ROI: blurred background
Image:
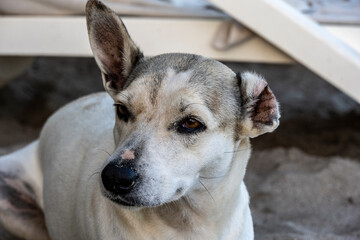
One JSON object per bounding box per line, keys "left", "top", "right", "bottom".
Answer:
{"left": 0, "top": 0, "right": 360, "bottom": 239}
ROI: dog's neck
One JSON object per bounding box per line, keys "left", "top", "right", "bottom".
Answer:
{"left": 110, "top": 138, "right": 251, "bottom": 238}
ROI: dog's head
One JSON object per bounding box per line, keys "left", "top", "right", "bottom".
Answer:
{"left": 86, "top": 0, "right": 280, "bottom": 207}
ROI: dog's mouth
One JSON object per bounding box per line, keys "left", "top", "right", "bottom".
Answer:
{"left": 112, "top": 197, "right": 136, "bottom": 207}
{"left": 101, "top": 186, "right": 161, "bottom": 208}
{"left": 102, "top": 189, "right": 137, "bottom": 207}
{"left": 101, "top": 187, "right": 171, "bottom": 208}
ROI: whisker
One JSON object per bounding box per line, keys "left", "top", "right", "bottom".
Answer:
{"left": 95, "top": 148, "right": 111, "bottom": 157}
{"left": 223, "top": 147, "right": 251, "bottom": 154}
{"left": 88, "top": 171, "right": 101, "bottom": 181}
{"left": 198, "top": 179, "right": 215, "bottom": 203}
{"left": 199, "top": 175, "right": 227, "bottom": 180}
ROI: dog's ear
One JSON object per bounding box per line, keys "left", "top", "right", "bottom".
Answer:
{"left": 237, "top": 72, "right": 280, "bottom": 138}
{"left": 86, "top": 0, "right": 143, "bottom": 93}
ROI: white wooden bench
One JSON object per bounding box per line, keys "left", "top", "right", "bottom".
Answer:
{"left": 0, "top": 0, "right": 359, "bottom": 102}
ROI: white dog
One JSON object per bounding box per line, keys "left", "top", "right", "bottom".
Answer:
{"left": 0, "top": 0, "right": 280, "bottom": 239}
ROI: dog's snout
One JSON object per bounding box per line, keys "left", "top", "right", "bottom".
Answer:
{"left": 101, "top": 161, "right": 138, "bottom": 195}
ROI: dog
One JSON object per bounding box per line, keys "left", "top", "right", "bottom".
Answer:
{"left": 0, "top": 0, "right": 280, "bottom": 239}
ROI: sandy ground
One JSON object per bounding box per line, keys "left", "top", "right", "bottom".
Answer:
{"left": 0, "top": 57, "right": 360, "bottom": 239}
{"left": 248, "top": 148, "right": 360, "bottom": 240}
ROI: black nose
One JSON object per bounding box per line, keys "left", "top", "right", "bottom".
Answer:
{"left": 101, "top": 161, "right": 138, "bottom": 195}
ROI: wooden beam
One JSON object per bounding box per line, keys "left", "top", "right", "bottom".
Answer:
{"left": 284, "top": 0, "right": 360, "bottom": 25}
{"left": 0, "top": 17, "right": 358, "bottom": 61}
{"left": 1, "top": 17, "right": 359, "bottom": 63}
{"left": 0, "top": 16, "right": 290, "bottom": 63}
{"left": 208, "top": 0, "right": 360, "bottom": 103}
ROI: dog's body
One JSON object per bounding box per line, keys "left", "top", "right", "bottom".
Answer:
{"left": 0, "top": 1, "right": 279, "bottom": 239}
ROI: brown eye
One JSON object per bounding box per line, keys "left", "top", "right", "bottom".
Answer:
{"left": 115, "top": 104, "right": 130, "bottom": 122}
{"left": 177, "top": 117, "right": 206, "bottom": 134}
{"left": 184, "top": 119, "right": 200, "bottom": 129}
{"left": 117, "top": 105, "right": 127, "bottom": 115}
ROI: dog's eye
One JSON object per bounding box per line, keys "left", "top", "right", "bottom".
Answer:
{"left": 115, "top": 104, "right": 130, "bottom": 122}
{"left": 184, "top": 119, "right": 200, "bottom": 129}
{"left": 177, "top": 117, "right": 206, "bottom": 134}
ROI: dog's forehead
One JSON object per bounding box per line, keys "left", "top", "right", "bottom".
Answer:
{"left": 128, "top": 53, "right": 234, "bottom": 86}
{"left": 118, "top": 53, "right": 237, "bottom": 110}
{"left": 117, "top": 68, "right": 205, "bottom": 118}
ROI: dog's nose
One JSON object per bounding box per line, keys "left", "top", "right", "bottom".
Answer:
{"left": 101, "top": 161, "right": 138, "bottom": 195}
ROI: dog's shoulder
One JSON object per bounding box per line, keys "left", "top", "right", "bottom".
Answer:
{"left": 41, "top": 92, "right": 114, "bottom": 139}
{"left": 47, "top": 92, "right": 113, "bottom": 123}
{"left": 39, "top": 91, "right": 115, "bottom": 165}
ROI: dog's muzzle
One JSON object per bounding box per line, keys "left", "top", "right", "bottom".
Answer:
{"left": 101, "top": 161, "right": 138, "bottom": 195}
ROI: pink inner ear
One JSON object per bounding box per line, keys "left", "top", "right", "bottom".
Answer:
{"left": 252, "top": 86, "right": 279, "bottom": 125}
{"left": 253, "top": 80, "right": 268, "bottom": 98}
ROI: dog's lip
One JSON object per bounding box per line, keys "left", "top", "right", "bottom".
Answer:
{"left": 104, "top": 192, "right": 137, "bottom": 207}
{"left": 112, "top": 197, "right": 136, "bottom": 207}
{"left": 103, "top": 190, "right": 164, "bottom": 208}
{"left": 101, "top": 182, "right": 186, "bottom": 208}
{"left": 101, "top": 187, "right": 137, "bottom": 207}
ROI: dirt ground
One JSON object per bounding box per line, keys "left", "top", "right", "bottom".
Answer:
{"left": 1, "top": 57, "right": 360, "bottom": 239}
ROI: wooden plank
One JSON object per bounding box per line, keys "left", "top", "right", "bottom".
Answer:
{"left": 0, "top": 16, "right": 359, "bottom": 62}
{"left": 0, "top": 16, "right": 359, "bottom": 80}
{"left": 325, "top": 26, "right": 360, "bottom": 54}
{"left": 208, "top": 0, "right": 360, "bottom": 103}
{"left": 0, "top": 16, "right": 291, "bottom": 63}
{"left": 284, "top": 0, "right": 360, "bottom": 25}
{"left": 1, "top": 17, "right": 359, "bottom": 62}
